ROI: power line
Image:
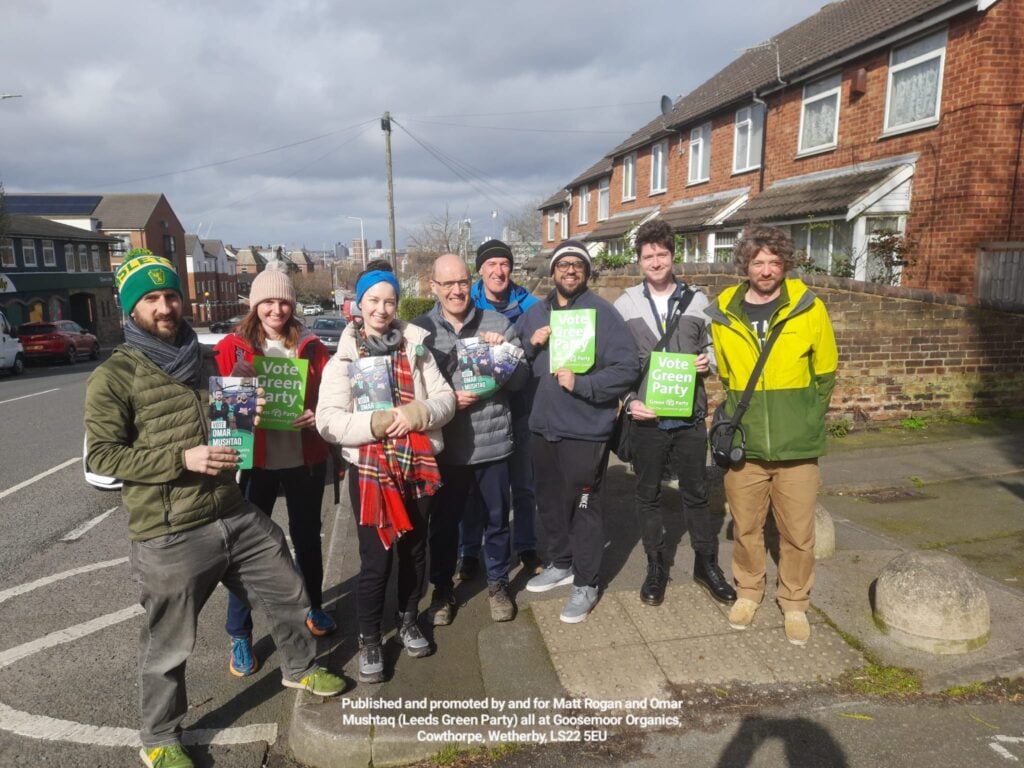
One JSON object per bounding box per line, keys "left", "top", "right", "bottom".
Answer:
{"left": 404, "top": 118, "right": 629, "bottom": 135}
{"left": 407, "top": 101, "right": 652, "bottom": 119}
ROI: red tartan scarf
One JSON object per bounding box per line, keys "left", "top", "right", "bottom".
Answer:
{"left": 355, "top": 333, "right": 442, "bottom": 549}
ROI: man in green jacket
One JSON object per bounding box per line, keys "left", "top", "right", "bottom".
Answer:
{"left": 705, "top": 227, "right": 838, "bottom": 647}
{"left": 85, "top": 250, "right": 343, "bottom": 768}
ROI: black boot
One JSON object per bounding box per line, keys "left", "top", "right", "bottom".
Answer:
{"left": 640, "top": 553, "right": 668, "bottom": 606}
{"left": 693, "top": 553, "right": 737, "bottom": 604}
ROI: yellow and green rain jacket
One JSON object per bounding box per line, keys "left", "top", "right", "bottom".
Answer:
{"left": 705, "top": 278, "right": 838, "bottom": 461}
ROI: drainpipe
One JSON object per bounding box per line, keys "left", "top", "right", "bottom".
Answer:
{"left": 752, "top": 92, "right": 769, "bottom": 194}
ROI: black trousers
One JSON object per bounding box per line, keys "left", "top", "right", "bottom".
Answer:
{"left": 348, "top": 472, "right": 429, "bottom": 637}
{"left": 631, "top": 421, "right": 717, "bottom": 558}
{"left": 531, "top": 435, "right": 609, "bottom": 588}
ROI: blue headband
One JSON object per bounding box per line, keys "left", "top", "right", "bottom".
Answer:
{"left": 355, "top": 270, "right": 401, "bottom": 305}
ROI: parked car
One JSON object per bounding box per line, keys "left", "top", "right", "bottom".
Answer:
{"left": 302, "top": 304, "right": 324, "bottom": 316}
{"left": 18, "top": 320, "right": 99, "bottom": 364}
{"left": 0, "top": 310, "right": 25, "bottom": 375}
{"left": 309, "top": 316, "right": 346, "bottom": 353}
{"left": 209, "top": 314, "right": 244, "bottom": 334}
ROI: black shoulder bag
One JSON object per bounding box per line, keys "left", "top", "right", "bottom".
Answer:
{"left": 708, "top": 319, "right": 787, "bottom": 468}
{"left": 612, "top": 289, "right": 693, "bottom": 463}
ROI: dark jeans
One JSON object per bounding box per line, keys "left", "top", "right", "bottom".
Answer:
{"left": 531, "top": 435, "right": 609, "bottom": 588}
{"left": 432, "top": 460, "right": 512, "bottom": 588}
{"left": 226, "top": 462, "right": 327, "bottom": 638}
{"left": 632, "top": 420, "right": 716, "bottom": 557}
{"left": 349, "top": 472, "right": 430, "bottom": 637}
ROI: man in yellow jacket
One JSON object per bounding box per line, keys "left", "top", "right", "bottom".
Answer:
{"left": 705, "top": 226, "right": 838, "bottom": 646}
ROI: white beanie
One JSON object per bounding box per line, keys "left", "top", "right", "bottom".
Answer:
{"left": 248, "top": 264, "right": 296, "bottom": 308}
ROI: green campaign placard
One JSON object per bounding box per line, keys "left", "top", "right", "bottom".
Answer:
{"left": 253, "top": 355, "right": 309, "bottom": 431}
{"left": 549, "top": 308, "right": 596, "bottom": 373}
{"left": 645, "top": 351, "right": 697, "bottom": 417}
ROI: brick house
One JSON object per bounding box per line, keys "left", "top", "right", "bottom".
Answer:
{"left": 540, "top": 0, "right": 1022, "bottom": 302}
{"left": 185, "top": 235, "right": 241, "bottom": 325}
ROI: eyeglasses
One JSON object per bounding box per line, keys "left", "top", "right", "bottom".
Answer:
{"left": 555, "top": 260, "right": 586, "bottom": 273}
{"left": 432, "top": 279, "right": 471, "bottom": 291}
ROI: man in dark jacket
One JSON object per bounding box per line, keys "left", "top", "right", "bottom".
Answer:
{"left": 84, "top": 250, "right": 343, "bottom": 768}
{"left": 414, "top": 253, "right": 527, "bottom": 625}
{"left": 517, "top": 239, "right": 639, "bottom": 623}
{"left": 613, "top": 219, "right": 736, "bottom": 608}
{"left": 464, "top": 239, "right": 541, "bottom": 576}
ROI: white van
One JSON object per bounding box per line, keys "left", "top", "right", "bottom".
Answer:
{"left": 0, "top": 310, "right": 25, "bottom": 376}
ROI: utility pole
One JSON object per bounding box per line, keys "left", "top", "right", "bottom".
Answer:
{"left": 381, "top": 112, "right": 397, "bottom": 268}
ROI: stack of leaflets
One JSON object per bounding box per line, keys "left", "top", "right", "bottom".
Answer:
{"left": 455, "top": 337, "right": 524, "bottom": 398}
{"left": 349, "top": 356, "right": 395, "bottom": 412}
{"left": 208, "top": 376, "right": 258, "bottom": 469}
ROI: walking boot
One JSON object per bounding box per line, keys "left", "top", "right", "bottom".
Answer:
{"left": 693, "top": 552, "right": 737, "bottom": 604}
{"left": 395, "top": 611, "right": 432, "bottom": 658}
{"left": 357, "top": 634, "right": 385, "bottom": 683}
{"left": 640, "top": 553, "right": 668, "bottom": 606}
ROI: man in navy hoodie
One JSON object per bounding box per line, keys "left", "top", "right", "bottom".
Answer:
{"left": 517, "top": 239, "right": 639, "bottom": 623}
{"left": 461, "top": 240, "right": 542, "bottom": 577}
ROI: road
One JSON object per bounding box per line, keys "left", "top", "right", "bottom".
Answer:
{"left": 0, "top": 354, "right": 329, "bottom": 767}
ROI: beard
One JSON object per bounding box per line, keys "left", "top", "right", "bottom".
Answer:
{"left": 134, "top": 310, "right": 182, "bottom": 342}
{"left": 555, "top": 278, "right": 587, "bottom": 302}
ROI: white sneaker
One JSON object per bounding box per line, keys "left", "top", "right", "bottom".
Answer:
{"left": 526, "top": 565, "right": 574, "bottom": 593}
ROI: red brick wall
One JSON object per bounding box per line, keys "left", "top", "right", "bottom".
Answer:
{"left": 531, "top": 264, "right": 1024, "bottom": 424}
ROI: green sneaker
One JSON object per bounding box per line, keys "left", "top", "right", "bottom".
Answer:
{"left": 139, "top": 744, "right": 194, "bottom": 768}
{"left": 282, "top": 667, "right": 346, "bottom": 697}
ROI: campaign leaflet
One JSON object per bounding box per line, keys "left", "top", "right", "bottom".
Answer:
{"left": 455, "top": 337, "right": 525, "bottom": 398}
{"left": 208, "top": 376, "right": 258, "bottom": 469}
{"left": 349, "top": 356, "right": 395, "bottom": 412}
{"left": 644, "top": 351, "right": 697, "bottom": 418}
{"left": 549, "top": 308, "right": 596, "bottom": 373}
{"left": 252, "top": 355, "right": 308, "bottom": 431}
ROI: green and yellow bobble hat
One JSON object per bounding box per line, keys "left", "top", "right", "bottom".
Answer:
{"left": 115, "top": 248, "right": 183, "bottom": 315}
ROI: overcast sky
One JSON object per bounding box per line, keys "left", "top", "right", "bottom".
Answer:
{"left": 1, "top": 0, "right": 826, "bottom": 253}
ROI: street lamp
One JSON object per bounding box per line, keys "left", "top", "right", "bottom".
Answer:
{"left": 343, "top": 215, "right": 366, "bottom": 269}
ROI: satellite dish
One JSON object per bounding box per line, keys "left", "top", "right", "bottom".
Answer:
{"left": 660, "top": 94, "right": 673, "bottom": 116}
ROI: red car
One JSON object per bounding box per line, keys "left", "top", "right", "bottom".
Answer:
{"left": 18, "top": 320, "right": 100, "bottom": 364}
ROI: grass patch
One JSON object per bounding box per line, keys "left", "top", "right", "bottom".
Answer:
{"left": 433, "top": 745, "right": 464, "bottom": 765}
{"left": 827, "top": 418, "right": 852, "bottom": 438}
{"left": 943, "top": 681, "right": 987, "bottom": 698}
{"left": 900, "top": 416, "right": 928, "bottom": 430}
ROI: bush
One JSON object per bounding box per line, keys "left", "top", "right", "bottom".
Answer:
{"left": 398, "top": 296, "right": 435, "bottom": 321}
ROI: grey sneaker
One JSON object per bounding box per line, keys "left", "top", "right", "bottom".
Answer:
{"left": 488, "top": 582, "right": 516, "bottom": 622}
{"left": 526, "top": 565, "right": 574, "bottom": 593}
{"left": 559, "top": 585, "right": 599, "bottom": 624}
{"left": 357, "top": 634, "right": 385, "bottom": 684}
{"left": 426, "top": 587, "right": 456, "bottom": 626}
{"left": 395, "top": 612, "right": 432, "bottom": 658}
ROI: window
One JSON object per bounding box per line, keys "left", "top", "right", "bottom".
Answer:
{"left": 733, "top": 104, "right": 765, "bottom": 172}
{"left": 799, "top": 73, "right": 841, "bottom": 154}
{"left": 42, "top": 240, "right": 56, "bottom": 267}
{"left": 622, "top": 153, "right": 636, "bottom": 200}
{"left": 0, "top": 239, "right": 13, "bottom": 268}
{"left": 78, "top": 245, "right": 89, "bottom": 272}
{"left": 578, "top": 184, "right": 590, "bottom": 225}
{"left": 712, "top": 230, "right": 737, "bottom": 263}
{"left": 792, "top": 219, "right": 854, "bottom": 273}
{"left": 547, "top": 211, "right": 556, "bottom": 241}
{"left": 91, "top": 245, "right": 101, "bottom": 272}
{"left": 650, "top": 140, "right": 668, "bottom": 193}
{"left": 597, "top": 177, "right": 609, "bottom": 220}
{"left": 679, "top": 234, "right": 702, "bottom": 263}
{"left": 885, "top": 28, "right": 946, "bottom": 133}
{"left": 65, "top": 244, "right": 76, "bottom": 272}
{"left": 22, "top": 239, "right": 37, "bottom": 267}
{"left": 688, "top": 123, "right": 711, "bottom": 184}
{"left": 561, "top": 206, "right": 569, "bottom": 238}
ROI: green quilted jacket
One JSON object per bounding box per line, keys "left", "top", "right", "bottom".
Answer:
{"left": 84, "top": 344, "right": 244, "bottom": 541}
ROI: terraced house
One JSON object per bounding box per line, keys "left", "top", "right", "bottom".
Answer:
{"left": 540, "top": 0, "right": 1022, "bottom": 303}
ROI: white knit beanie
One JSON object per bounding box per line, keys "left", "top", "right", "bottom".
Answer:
{"left": 248, "top": 264, "right": 296, "bottom": 308}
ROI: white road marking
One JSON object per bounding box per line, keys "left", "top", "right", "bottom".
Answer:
{"left": 61, "top": 507, "right": 118, "bottom": 541}
{"left": 0, "top": 606, "right": 145, "bottom": 670}
{"left": 0, "top": 457, "right": 81, "bottom": 501}
{"left": 0, "top": 558, "right": 128, "bottom": 605}
{"left": 0, "top": 388, "right": 59, "bottom": 406}
{"left": 991, "top": 742, "right": 1020, "bottom": 761}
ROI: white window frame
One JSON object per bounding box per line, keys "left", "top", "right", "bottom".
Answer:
{"left": 78, "top": 244, "right": 89, "bottom": 272}
{"left": 578, "top": 184, "right": 590, "bottom": 225}
{"left": 884, "top": 28, "right": 947, "bottom": 135}
{"left": 0, "top": 239, "right": 13, "bottom": 268}
{"left": 688, "top": 122, "right": 711, "bottom": 184}
{"left": 91, "top": 245, "right": 101, "bottom": 272}
{"left": 560, "top": 206, "right": 569, "bottom": 238}
{"left": 798, "top": 73, "right": 842, "bottom": 155}
{"left": 547, "top": 211, "right": 556, "bottom": 242}
{"left": 597, "top": 177, "right": 610, "bottom": 221}
{"left": 42, "top": 240, "right": 56, "bottom": 267}
{"left": 65, "top": 244, "right": 76, "bottom": 272}
{"left": 711, "top": 230, "right": 738, "bottom": 264}
{"left": 622, "top": 153, "right": 636, "bottom": 201}
{"left": 650, "top": 140, "right": 668, "bottom": 194}
{"left": 733, "top": 104, "right": 764, "bottom": 173}
{"left": 791, "top": 218, "right": 854, "bottom": 273}
{"left": 21, "top": 239, "right": 37, "bottom": 267}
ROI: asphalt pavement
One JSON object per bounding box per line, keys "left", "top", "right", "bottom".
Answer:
{"left": 290, "top": 418, "right": 1024, "bottom": 768}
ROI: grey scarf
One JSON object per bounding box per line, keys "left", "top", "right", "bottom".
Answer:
{"left": 123, "top": 317, "right": 202, "bottom": 388}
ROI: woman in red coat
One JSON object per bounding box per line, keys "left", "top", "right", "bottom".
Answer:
{"left": 213, "top": 266, "right": 336, "bottom": 677}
